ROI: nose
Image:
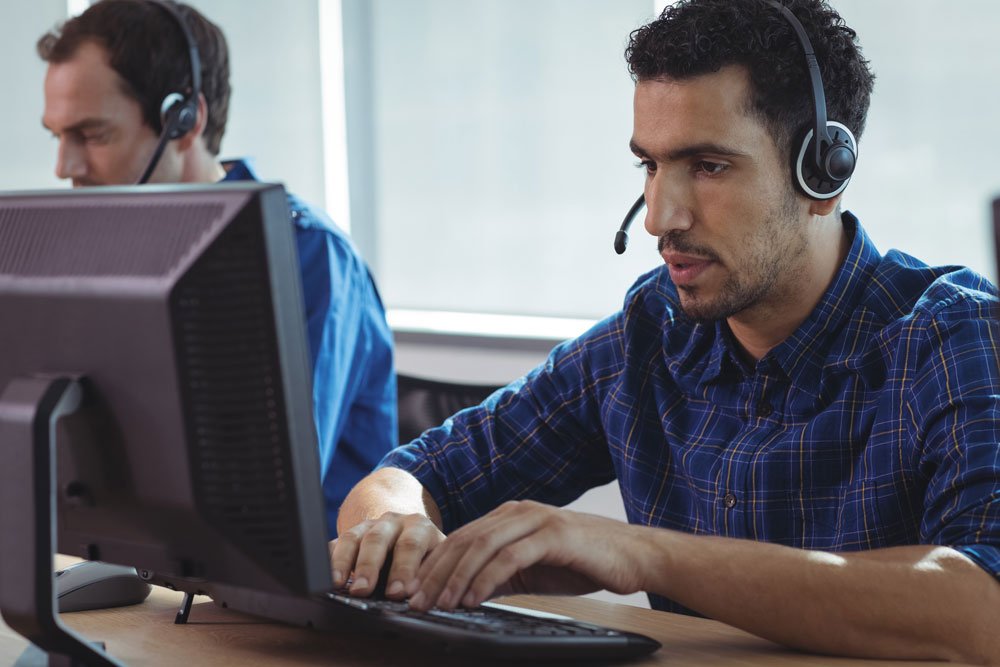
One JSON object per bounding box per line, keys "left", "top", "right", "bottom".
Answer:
{"left": 643, "top": 168, "right": 693, "bottom": 237}
{"left": 54, "top": 138, "right": 87, "bottom": 183}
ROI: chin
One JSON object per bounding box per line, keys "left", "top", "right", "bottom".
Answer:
{"left": 678, "top": 292, "right": 747, "bottom": 323}
{"left": 677, "top": 292, "right": 716, "bottom": 323}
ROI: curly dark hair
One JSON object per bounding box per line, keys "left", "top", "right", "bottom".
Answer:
{"left": 37, "top": 0, "right": 231, "bottom": 156}
{"left": 626, "top": 0, "right": 874, "bottom": 156}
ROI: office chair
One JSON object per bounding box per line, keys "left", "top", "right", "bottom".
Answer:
{"left": 396, "top": 373, "right": 504, "bottom": 445}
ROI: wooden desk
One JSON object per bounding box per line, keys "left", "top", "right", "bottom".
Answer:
{"left": 0, "top": 585, "right": 970, "bottom": 666}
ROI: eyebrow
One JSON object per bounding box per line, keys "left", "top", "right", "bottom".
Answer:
{"left": 42, "top": 118, "right": 110, "bottom": 135}
{"left": 629, "top": 139, "right": 750, "bottom": 162}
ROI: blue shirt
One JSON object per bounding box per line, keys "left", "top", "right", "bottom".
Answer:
{"left": 381, "top": 214, "right": 1000, "bottom": 613}
{"left": 222, "top": 159, "right": 396, "bottom": 539}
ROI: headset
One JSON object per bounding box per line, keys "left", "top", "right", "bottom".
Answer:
{"left": 614, "top": 0, "right": 858, "bottom": 254}
{"left": 136, "top": 0, "right": 203, "bottom": 184}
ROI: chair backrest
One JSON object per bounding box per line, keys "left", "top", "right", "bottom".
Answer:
{"left": 396, "top": 373, "right": 504, "bottom": 445}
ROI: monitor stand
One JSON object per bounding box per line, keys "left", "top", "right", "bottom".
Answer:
{"left": 0, "top": 376, "right": 123, "bottom": 667}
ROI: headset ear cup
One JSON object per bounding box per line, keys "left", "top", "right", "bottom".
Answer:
{"left": 173, "top": 102, "right": 197, "bottom": 137}
{"left": 794, "top": 121, "right": 858, "bottom": 200}
{"left": 159, "top": 92, "right": 196, "bottom": 140}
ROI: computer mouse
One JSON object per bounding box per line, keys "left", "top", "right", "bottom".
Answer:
{"left": 56, "top": 561, "right": 152, "bottom": 613}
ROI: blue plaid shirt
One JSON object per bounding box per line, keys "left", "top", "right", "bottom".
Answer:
{"left": 381, "top": 214, "right": 1000, "bottom": 613}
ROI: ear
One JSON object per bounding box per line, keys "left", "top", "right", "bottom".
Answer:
{"left": 808, "top": 193, "right": 842, "bottom": 217}
{"left": 176, "top": 93, "right": 209, "bottom": 151}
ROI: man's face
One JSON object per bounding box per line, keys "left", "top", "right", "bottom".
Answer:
{"left": 42, "top": 41, "right": 166, "bottom": 187}
{"left": 631, "top": 66, "right": 808, "bottom": 322}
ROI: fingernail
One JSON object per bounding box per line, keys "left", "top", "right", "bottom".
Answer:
{"left": 386, "top": 581, "right": 404, "bottom": 596}
{"left": 437, "top": 590, "right": 453, "bottom": 609}
{"left": 332, "top": 570, "right": 343, "bottom": 586}
{"left": 351, "top": 577, "right": 369, "bottom": 592}
{"left": 409, "top": 591, "right": 425, "bottom": 609}
{"left": 462, "top": 591, "right": 477, "bottom": 607}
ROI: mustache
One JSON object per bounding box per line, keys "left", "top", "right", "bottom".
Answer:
{"left": 657, "top": 231, "right": 719, "bottom": 262}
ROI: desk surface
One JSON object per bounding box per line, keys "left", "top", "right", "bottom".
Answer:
{"left": 0, "top": 584, "right": 969, "bottom": 666}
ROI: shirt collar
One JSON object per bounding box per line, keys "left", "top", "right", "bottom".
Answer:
{"left": 219, "top": 158, "right": 260, "bottom": 182}
{"left": 703, "top": 320, "right": 752, "bottom": 382}
{"left": 700, "top": 212, "right": 881, "bottom": 386}
{"left": 766, "top": 212, "right": 881, "bottom": 385}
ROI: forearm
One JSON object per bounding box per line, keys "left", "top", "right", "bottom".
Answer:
{"left": 336, "top": 467, "right": 443, "bottom": 534}
{"left": 642, "top": 531, "right": 1000, "bottom": 664}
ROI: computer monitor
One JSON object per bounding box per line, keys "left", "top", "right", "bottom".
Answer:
{"left": 0, "top": 184, "right": 331, "bottom": 665}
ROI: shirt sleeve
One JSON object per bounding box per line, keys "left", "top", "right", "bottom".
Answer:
{"left": 296, "top": 224, "right": 396, "bottom": 538}
{"left": 910, "top": 298, "right": 1000, "bottom": 582}
{"left": 378, "top": 317, "right": 622, "bottom": 533}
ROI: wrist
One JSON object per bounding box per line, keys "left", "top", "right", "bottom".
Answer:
{"left": 632, "top": 524, "right": 682, "bottom": 597}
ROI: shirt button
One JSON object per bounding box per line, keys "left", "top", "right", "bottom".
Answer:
{"left": 723, "top": 493, "right": 738, "bottom": 509}
{"left": 756, "top": 401, "right": 772, "bottom": 418}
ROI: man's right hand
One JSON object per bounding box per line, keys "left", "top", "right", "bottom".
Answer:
{"left": 330, "top": 511, "right": 445, "bottom": 599}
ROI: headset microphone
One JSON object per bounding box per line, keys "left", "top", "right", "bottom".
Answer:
{"left": 613, "top": 0, "right": 857, "bottom": 253}
{"left": 614, "top": 194, "right": 646, "bottom": 255}
{"left": 136, "top": 0, "right": 203, "bottom": 185}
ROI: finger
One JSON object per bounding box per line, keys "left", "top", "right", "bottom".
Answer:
{"left": 460, "top": 537, "right": 547, "bottom": 608}
{"left": 413, "top": 507, "right": 548, "bottom": 610}
{"left": 410, "top": 500, "right": 522, "bottom": 592}
{"left": 350, "top": 517, "right": 403, "bottom": 596}
{"left": 330, "top": 520, "right": 373, "bottom": 588}
{"left": 384, "top": 518, "right": 444, "bottom": 599}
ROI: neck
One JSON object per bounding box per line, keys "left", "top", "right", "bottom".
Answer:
{"left": 180, "top": 151, "right": 225, "bottom": 183}
{"left": 727, "top": 212, "right": 850, "bottom": 362}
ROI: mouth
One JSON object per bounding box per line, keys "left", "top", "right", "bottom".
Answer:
{"left": 662, "top": 252, "right": 714, "bottom": 284}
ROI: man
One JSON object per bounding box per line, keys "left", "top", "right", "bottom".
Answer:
{"left": 332, "top": 0, "right": 1000, "bottom": 662}
{"left": 38, "top": 0, "right": 396, "bottom": 539}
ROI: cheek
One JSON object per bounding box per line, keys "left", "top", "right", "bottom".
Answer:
{"left": 91, "top": 147, "right": 125, "bottom": 176}
{"left": 695, "top": 191, "right": 758, "bottom": 263}
{"left": 90, "top": 144, "right": 143, "bottom": 183}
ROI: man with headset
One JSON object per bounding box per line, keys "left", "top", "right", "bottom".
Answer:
{"left": 333, "top": 0, "right": 1000, "bottom": 662}
{"left": 37, "top": 0, "right": 397, "bottom": 540}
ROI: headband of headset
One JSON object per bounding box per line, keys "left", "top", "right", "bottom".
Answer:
{"left": 135, "top": 0, "right": 203, "bottom": 184}
{"left": 147, "top": 0, "right": 202, "bottom": 139}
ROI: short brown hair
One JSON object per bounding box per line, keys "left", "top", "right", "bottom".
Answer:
{"left": 38, "top": 0, "right": 231, "bottom": 156}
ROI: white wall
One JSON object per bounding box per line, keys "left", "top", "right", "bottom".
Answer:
{"left": 834, "top": 0, "right": 999, "bottom": 279}
{"left": 0, "top": 0, "right": 66, "bottom": 190}
{"left": 200, "top": 1, "right": 327, "bottom": 209}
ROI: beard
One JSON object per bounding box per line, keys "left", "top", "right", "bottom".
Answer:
{"left": 658, "top": 188, "right": 805, "bottom": 323}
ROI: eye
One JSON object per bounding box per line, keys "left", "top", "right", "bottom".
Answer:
{"left": 82, "top": 132, "right": 109, "bottom": 145}
{"left": 634, "top": 159, "right": 657, "bottom": 175}
{"left": 694, "top": 161, "right": 728, "bottom": 176}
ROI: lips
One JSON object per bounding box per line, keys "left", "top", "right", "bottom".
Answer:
{"left": 662, "top": 252, "right": 713, "bottom": 285}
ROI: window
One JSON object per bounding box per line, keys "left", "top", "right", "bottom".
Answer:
{"left": 339, "top": 0, "right": 1000, "bottom": 329}
{"left": 342, "top": 0, "right": 662, "bottom": 323}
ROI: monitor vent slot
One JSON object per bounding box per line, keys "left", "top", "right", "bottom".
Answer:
{"left": 171, "top": 215, "right": 299, "bottom": 579}
{"left": 0, "top": 203, "right": 224, "bottom": 277}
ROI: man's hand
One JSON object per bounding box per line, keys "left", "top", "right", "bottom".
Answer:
{"left": 330, "top": 511, "right": 445, "bottom": 599}
{"left": 405, "top": 500, "right": 649, "bottom": 611}
{"left": 332, "top": 467, "right": 445, "bottom": 599}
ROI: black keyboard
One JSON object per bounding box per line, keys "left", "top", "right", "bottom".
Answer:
{"left": 324, "top": 592, "right": 661, "bottom": 659}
